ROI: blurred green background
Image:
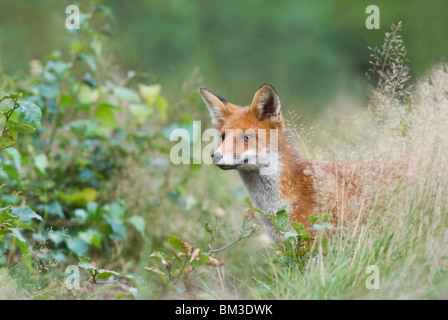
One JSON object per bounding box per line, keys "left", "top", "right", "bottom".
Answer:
{"left": 1, "top": 0, "right": 448, "bottom": 300}
{"left": 1, "top": 0, "right": 447, "bottom": 119}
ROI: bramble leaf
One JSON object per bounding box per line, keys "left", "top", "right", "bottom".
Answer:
{"left": 167, "top": 235, "right": 187, "bottom": 253}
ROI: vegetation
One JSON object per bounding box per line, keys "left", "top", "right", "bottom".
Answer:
{"left": 1, "top": 2, "right": 447, "bottom": 300}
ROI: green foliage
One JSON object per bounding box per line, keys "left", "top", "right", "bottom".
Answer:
{"left": 77, "top": 256, "right": 137, "bottom": 299}
{"left": 0, "top": 3, "right": 185, "bottom": 298}
{"left": 145, "top": 214, "right": 256, "bottom": 298}
{"left": 0, "top": 93, "right": 41, "bottom": 149}
{"left": 0, "top": 205, "right": 42, "bottom": 273}
{"left": 78, "top": 256, "right": 134, "bottom": 283}
{"left": 251, "top": 206, "right": 333, "bottom": 270}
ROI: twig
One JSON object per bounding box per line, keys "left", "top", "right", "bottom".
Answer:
{"left": 206, "top": 236, "right": 245, "bottom": 255}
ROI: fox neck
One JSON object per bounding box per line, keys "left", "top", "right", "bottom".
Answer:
{"left": 237, "top": 135, "right": 298, "bottom": 241}
{"left": 238, "top": 168, "right": 286, "bottom": 211}
{"left": 238, "top": 169, "right": 285, "bottom": 241}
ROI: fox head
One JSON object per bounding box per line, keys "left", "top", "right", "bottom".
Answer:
{"left": 199, "top": 84, "right": 283, "bottom": 173}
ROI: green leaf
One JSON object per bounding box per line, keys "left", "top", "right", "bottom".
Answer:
{"left": 95, "top": 102, "right": 118, "bottom": 128}
{"left": 150, "top": 251, "right": 169, "bottom": 265}
{"left": 281, "top": 240, "right": 294, "bottom": 251}
{"left": 78, "top": 84, "right": 99, "bottom": 104}
{"left": 239, "top": 216, "right": 255, "bottom": 238}
{"left": 114, "top": 87, "right": 140, "bottom": 103}
{"left": 276, "top": 209, "right": 289, "bottom": 227}
{"left": 128, "top": 215, "right": 146, "bottom": 237}
{"left": 0, "top": 206, "right": 12, "bottom": 215}
{"left": 6, "top": 120, "right": 35, "bottom": 134}
{"left": 0, "top": 229, "right": 12, "bottom": 237}
{"left": 145, "top": 267, "right": 167, "bottom": 282}
{"left": 172, "top": 253, "right": 183, "bottom": 266}
{"left": 78, "top": 229, "right": 102, "bottom": 248}
{"left": 311, "top": 223, "right": 334, "bottom": 231}
{"left": 167, "top": 235, "right": 187, "bottom": 253}
{"left": 291, "top": 221, "right": 307, "bottom": 235}
{"left": 189, "top": 251, "right": 210, "bottom": 268}
{"left": 46, "top": 201, "right": 64, "bottom": 218}
{"left": 97, "top": 269, "right": 120, "bottom": 280}
{"left": 104, "top": 215, "right": 127, "bottom": 241}
{"left": 129, "top": 103, "right": 153, "bottom": 125}
{"left": 11, "top": 220, "right": 32, "bottom": 230}
{"left": 10, "top": 206, "right": 42, "bottom": 222}
{"left": 47, "top": 60, "right": 72, "bottom": 77}
{"left": 10, "top": 228, "right": 31, "bottom": 273}
{"left": 204, "top": 222, "right": 213, "bottom": 235}
{"left": 73, "top": 208, "right": 87, "bottom": 222}
{"left": 86, "top": 201, "right": 99, "bottom": 219}
{"left": 318, "top": 238, "right": 330, "bottom": 255}
{"left": 90, "top": 38, "right": 103, "bottom": 57}
{"left": 78, "top": 257, "right": 97, "bottom": 273}
{"left": 59, "top": 187, "right": 99, "bottom": 206}
{"left": 0, "top": 93, "right": 20, "bottom": 102}
{"left": 102, "top": 202, "right": 128, "bottom": 240}
{"left": 271, "top": 218, "right": 282, "bottom": 233}
{"left": 138, "top": 84, "right": 161, "bottom": 105}
{"left": 3, "top": 147, "right": 22, "bottom": 170}
{"left": 283, "top": 231, "right": 299, "bottom": 239}
{"left": 0, "top": 213, "right": 12, "bottom": 225}
{"left": 77, "top": 53, "right": 97, "bottom": 72}
{"left": 70, "top": 41, "right": 83, "bottom": 56}
{"left": 156, "top": 96, "right": 168, "bottom": 123}
{"left": 34, "top": 153, "right": 48, "bottom": 174}
{"left": 0, "top": 128, "right": 18, "bottom": 149}
{"left": 0, "top": 206, "right": 32, "bottom": 230}
{"left": 2, "top": 165, "right": 19, "bottom": 182}
{"left": 249, "top": 207, "right": 269, "bottom": 216}
{"left": 67, "top": 237, "right": 88, "bottom": 257}
{"left": 48, "top": 230, "right": 65, "bottom": 246}
{"left": 103, "top": 202, "right": 127, "bottom": 221}
{"left": 15, "top": 100, "right": 42, "bottom": 132}
{"left": 310, "top": 213, "right": 332, "bottom": 224}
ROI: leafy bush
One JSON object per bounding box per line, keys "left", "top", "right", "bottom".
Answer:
{"left": 145, "top": 211, "right": 256, "bottom": 299}
{"left": 0, "top": 3, "right": 191, "bottom": 298}
{"left": 251, "top": 207, "right": 332, "bottom": 269}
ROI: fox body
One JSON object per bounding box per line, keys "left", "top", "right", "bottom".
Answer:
{"left": 199, "top": 84, "right": 404, "bottom": 241}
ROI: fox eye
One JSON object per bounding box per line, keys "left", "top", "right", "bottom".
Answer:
{"left": 243, "top": 134, "right": 251, "bottom": 142}
{"left": 221, "top": 133, "right": 225, "bottom": 140}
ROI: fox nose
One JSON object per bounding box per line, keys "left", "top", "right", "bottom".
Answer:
{"left": 211, "top": 152, "right": 223, "bottom": 163}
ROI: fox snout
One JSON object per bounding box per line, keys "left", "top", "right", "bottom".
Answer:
{"left": 211, "top": 152, "right": 223, "bottom": 163}
{"left": 211, "top": 150, "right": 244, "bottom": 170}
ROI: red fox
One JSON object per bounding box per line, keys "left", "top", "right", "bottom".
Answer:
{"left": 199, "top": 84, "right": 406, "bottom": 241}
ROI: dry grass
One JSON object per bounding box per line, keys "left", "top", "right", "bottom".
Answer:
{"left": 250, "top": 62, "right": 448, "bottom": 299}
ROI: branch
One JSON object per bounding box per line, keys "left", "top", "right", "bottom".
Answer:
{"left": 206, "top": 236, "right": 245, "bottom": 255}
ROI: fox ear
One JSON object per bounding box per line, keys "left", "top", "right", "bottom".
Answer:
{"left": 199, "top": 87, "right": 230, "bottom": 127}
{"left": 250, "top": 84, "right": 282, "bottom": 125}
